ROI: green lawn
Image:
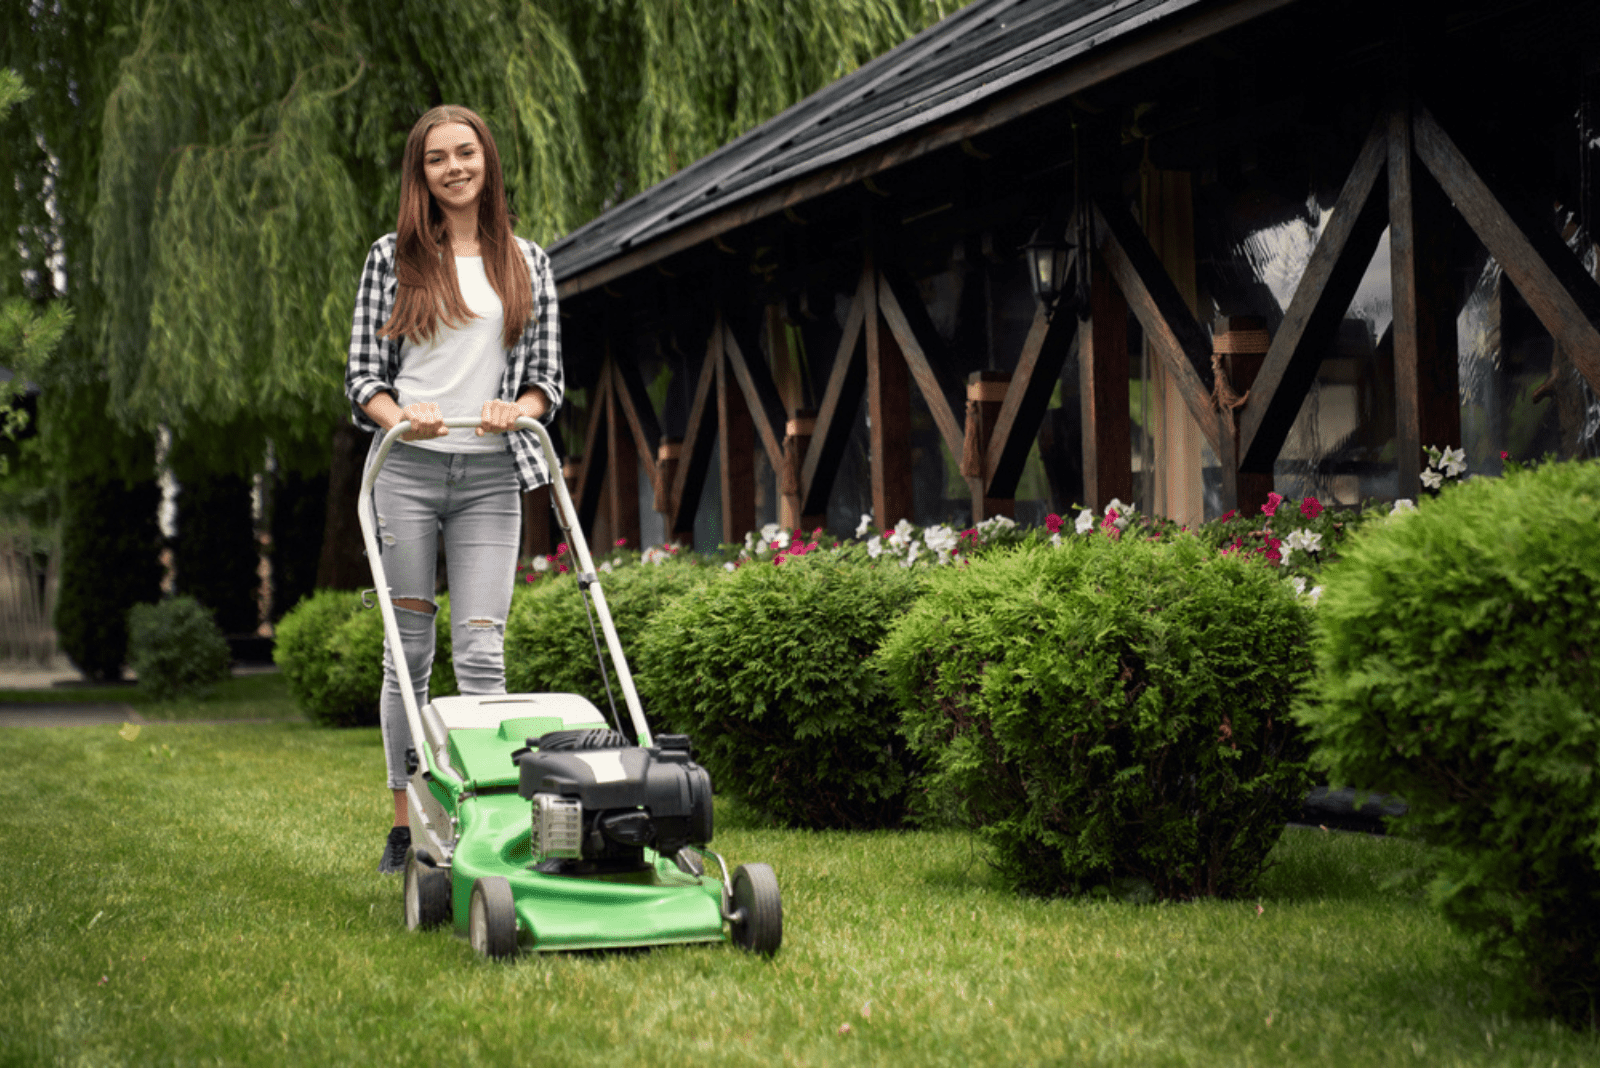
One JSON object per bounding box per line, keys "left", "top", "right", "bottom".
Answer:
{"left": 0, "top": 715, "right": 1594, "bottom": 1066}
{"left": 0, "top": 671, "right": 303, "bottom": 721}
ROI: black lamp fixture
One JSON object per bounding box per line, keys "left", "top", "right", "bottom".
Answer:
{"left": 1023, "top": 222, "right": 1074, "bottom": 313}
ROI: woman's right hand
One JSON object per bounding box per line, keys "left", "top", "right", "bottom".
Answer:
{"left": 399, "top": 401, "right": 447, "bottom": 441}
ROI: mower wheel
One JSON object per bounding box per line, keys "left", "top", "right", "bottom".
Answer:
{"left": 729, "top": 863, "right": 782, "bottom": 957}
{"left": 403, "top": 848, "right": 450, "bottom": 930}
{"left": 469, "top": 877, "right": 518, "bottom": 960}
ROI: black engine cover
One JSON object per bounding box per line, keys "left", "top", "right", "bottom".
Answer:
{"left": 513, "top": 734, "right": 713, "bottom": 858}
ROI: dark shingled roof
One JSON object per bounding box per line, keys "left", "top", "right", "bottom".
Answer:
{"left": 549, "top": 0, "right": 1267, "bottom": 287}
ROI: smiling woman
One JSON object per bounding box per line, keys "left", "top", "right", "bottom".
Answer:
{"left": 343, "top": 105, "right": 565, "bottom": 873}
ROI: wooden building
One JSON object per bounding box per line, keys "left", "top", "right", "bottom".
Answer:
{"left": 538, "top": 0, "right": 1600, "bottom": 554}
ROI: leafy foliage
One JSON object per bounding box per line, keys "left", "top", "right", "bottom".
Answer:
{"left": 273, "top": 590, "right": 378, "bottom": 728}
{"left": 504, "top": 560, "right": 711, "bottom": 720}
{"left": 881, "top": 537, "right": 1316, "bottom": 901}
{"left": 126, "top": 595, "right": 232, "bottom": 699}
{"left": 639, "top": 552, "right": 923, "bottom": 829}
{"left": 1297, "top": 459, "right": 1600, "bottom": 1022}
{"left": 53, "top": 471, "right": 163, "bottom": 681}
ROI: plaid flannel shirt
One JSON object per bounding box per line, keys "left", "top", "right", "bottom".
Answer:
{"left": 345, "top": 232, "right": 564, "bottom": 492}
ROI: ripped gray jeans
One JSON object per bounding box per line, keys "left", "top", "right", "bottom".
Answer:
{"left": 368, "top": 443, "right": 521, "bottom": 789}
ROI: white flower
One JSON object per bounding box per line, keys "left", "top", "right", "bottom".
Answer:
{"left": 1391, "top": 499, "right": 1417, "bottom": 514}
{"left": 977, "top": 514, "right": 1016, "bottom": 536}
{"left": 855, "top": 513, "right": 873, "bottom": 538}
{"left": 1291, "top": 576, "right": 1308, "bottom": 596}
{"left": 1051, "top": 532, "right": 1062, "bottom": 547}
{"left": 1104, "top": 498, "right": 1136, "bottom": 529}
{"left": 887, "top": 518, "right": 915, "bottom": 550}
{"left": 1441, "top": 446, "right": 1467, "bottom": 478}
{"left": 642, "top": 546, "right": 671, "bottom": 565}
{"left": 774, "top": 530, "right": 791, "bottom": 550}
{"left": 743, "top": 531, "right": 756, "bottom": 552}
{"left": 531, "top": 555, "right": 551, "bottom": 572}
{"left": 1420, "top": 469, "right": 1443, "bottom": 490}
{"left": 1283, "top": 529, "right": 1322, "bottom": 557}
{"left": 903, "top": 540, "right": 921, "bottom": 567}
{"left": 866, "top": 536, "right": 883, "bottom": 559}
{"left": 723, "top": 561, "right": 736, "bottom": 572}
{"left": 923, "top": 523, "right": 959, "bottom": 562}
{"left": 1309, "top": 586, "right": 1324, "bottom": 605}
{"left": 756, "top": 539, "right": 771, "bottom": 554}
{"left": 760, "top": 522, "right": 781, "bottom": 542}
{"left": 600, "top": 560, "right": 614, "bottom": 573}
{"left": 1074, "top": 508, "right": 1095, "bottom": 535}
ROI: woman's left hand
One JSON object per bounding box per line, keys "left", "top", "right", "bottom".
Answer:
{"left": 477, "top": 399, "right": 524, "bottom": 436}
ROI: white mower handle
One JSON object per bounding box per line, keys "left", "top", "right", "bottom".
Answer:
{"left": 356, "top": 416, "right": 653, "bottom": 786}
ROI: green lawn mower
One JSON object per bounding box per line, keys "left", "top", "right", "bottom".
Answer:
{"left": 358, "top": 416, "right": 782, "bottom": 959}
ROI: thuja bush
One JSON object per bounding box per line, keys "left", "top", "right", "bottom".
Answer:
{"left": 126, "top": 596, "right": 232, "bottom": 699}
{"left": 274, "top": 591, "right": 460, "bottom": 725}
{"left": 54, "top": 473, "right": 163, "bottom": 680}
{"left": 881, "top": 536, "right": 1315, "bottom": 900}
{"left": 639, "top": 552, "right": 924, "bottom": 829}
{"left": 504, "top": 561, "right": 711, "bottom": 716}
{"left": 1298, "top": 460, "right": 1600, "bottom": 1023}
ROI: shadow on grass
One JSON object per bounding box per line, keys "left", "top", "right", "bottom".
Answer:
{"left": 1259, "top": 825, "right": 1430, "bottom": 904}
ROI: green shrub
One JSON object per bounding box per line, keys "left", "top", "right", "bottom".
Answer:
{"left": 54, "top": 473, "right": 163, "bottom": 681}
{"left": 504, "top": 562, "right": 712, "bottom": 716}
{"left": 1297, "top": 460, "right": 1600, "bottom": 1022}
{"left": 126, "top": 596, "right": 232, "bottom": 699}
{"left": 273, "top": 590, "right": 457, "bottom": 726}
{"left": 881, "top": 536, "right": 1315, "bottom": 900}
{"left": 639, "top": 552, "right": 923, "bottom": 829}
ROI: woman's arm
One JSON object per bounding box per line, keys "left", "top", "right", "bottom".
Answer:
{"left": 346, "top": 237, "right": 404, "bottom": 431}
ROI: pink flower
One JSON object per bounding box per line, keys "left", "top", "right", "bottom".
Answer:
{"left": 1045, "top": 513, "right": 1063, "bottom": 534}
{"left": 1219, "top": 510, "right": 1237, "bottom": 522}
{"left": 557, "top": 563, "right": 569, "bottom": 573}
{"left": 523, "top": 574, "right": 535, "bottom": 583}
{"left": 556, "top": 543, "right": 569, "bottom": 557}
{"left": 1262, "top": 493, "right": 1284, "bottom": 518}
{"left": 1300, "top": 496, "right": 1322, "bottom": 519}
{"left": 615, "top": 537, "right": 628, "bottom": 547}
{"left": 1500, "top": 450, "right": 1509, "bottom": 461}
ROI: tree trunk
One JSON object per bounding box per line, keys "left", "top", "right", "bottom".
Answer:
{"left": 315, "top": 424, "right": 371, "bottom": 590}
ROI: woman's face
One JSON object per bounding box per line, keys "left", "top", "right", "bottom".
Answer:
{"left": 422, "top": 122, "right": 485, "bottom": 216}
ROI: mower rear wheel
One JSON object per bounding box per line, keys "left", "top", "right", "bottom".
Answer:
{"left": 403, "top": 847, "right": 450, "bottom": 930}
{"left": 469, "top": 876, "right": 518, "bottom": 960}
{"left": 729, "top": 863, "right": 782, "bottom": 957}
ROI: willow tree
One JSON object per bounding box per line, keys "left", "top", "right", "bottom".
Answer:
{"left": 16, "top": 0, "right": 960, "bottom": 603}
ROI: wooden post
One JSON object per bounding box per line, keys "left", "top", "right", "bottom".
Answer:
{"left": 654, "top": 438, "right": 681, "bottom": 531}
{"left": 1214, "top": 317, "right": 1273, "bottom": 516}
{"left": 1079, "top": 257, "right": 1133, "bottom": 510}
{"left": 604, "top": 384, "right": 641, "bottom": 552}
{"left": 781, "top": 410, "right": 817, "bottom": 531}
{"left": 1390, "top": 102, "right": 1461, "bottom": 499}
{"left": 963, "top": 371, "right": 1014, "bottom": 522}
{"left": 866, "top": 262, "right": 913, "bottom": 530}
{"left": 520, "top": 485, "right": 553, "bottom": 559}
{"left": 716, "top": 329, "right": 756, "bottom": 544}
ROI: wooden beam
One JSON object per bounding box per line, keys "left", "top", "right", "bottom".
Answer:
{"left": 716, "top": 319, "right": 757, "bottom": 544}
{"left": 800, "top": 265, "right": 871, "bottom": 516}
{"left": 667, "top": 338, "right": 721, "bottom": 542}
{"left": 520, "top": 484, "right": 553, "bottom": 559}
{"left": 986, "top": 301, "right": 1076, "bottom": 497}
{"left": 573, "top": 374, "right": 613, "bottom": 534}
{"left": 1093, "top": 195, "right": 1221, "bottom": 455}
{"left": 1239, "top": 116, "right": 1390, "bottom": 473}
{"left": 1389, "top": 102, "right": 1462, "bottom": 499}
{"left": 1412, "top": 105, "right": 1600, "bottom": 395}
{"left": 867, "top": 270, "right": 913, "bottom": 529}
{"left": 964, "top": 372, "right": 1015, "bottom": 521}
{"left": 721, "top": 316, "right": 788, "bottom": 472}
{"left": 555, "top": 0, "right": 1297, "bottom": 300}
{"left": 604, "top": 375, "right": 641, "bottom": 551}
{"left": 610, "top": 355, "right": 662, "bottom": 485}
{"left": 1079, "top": 257, "right": 1133, "bottom": 511}
{"left": 876, "top": 267, "right": 966, "bottom": 465}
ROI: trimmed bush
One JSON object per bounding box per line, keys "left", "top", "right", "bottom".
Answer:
{"left": 273, "top": 590, "right": 457, "bottom": 726}
{"left": 126, "top": 596, "right": 233, "bottom": 699}
{"left": 1297, "top": 460, "right": 1600, "bottom": 1022}
{"left": 881, "top": 536, "right": 1315, "bottom": 900}
{"left": 639, "top": 552, "right": 923, "bottom": 829}
{"left": 54, "top": 473, "right": 163, "bottom": 681}
{"left": 504, "top": 562, "right": 712, "bottom": 716}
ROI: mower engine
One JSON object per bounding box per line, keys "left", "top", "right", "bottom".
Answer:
{"left": 513, "top": 729, "right": 713, "bottom": 873}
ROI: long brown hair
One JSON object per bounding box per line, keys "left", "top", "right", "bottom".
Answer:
{"left": 378, "top": 105, "right": 533, "bottom": 349}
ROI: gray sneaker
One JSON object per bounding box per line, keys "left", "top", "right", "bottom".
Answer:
{"left": 378, "top": 826, "right": 411, "bottom": 874}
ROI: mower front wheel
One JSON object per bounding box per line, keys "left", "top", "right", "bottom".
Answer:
{"left": 403, "top": 848, "right": 451, "bottom": 930}
{"left": 468, "top": 876, "right": 518, "bottom": 960}
{"left": 728, "top": 863, "right": 782, "bottom": 957}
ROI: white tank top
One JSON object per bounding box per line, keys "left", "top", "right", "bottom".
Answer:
{"left": 395, "top": 256, "right": 507, "bottom": 455}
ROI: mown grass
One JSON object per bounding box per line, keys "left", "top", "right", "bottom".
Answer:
{"left": 0, "top": 719, "right": 1594, "bottom": 1067}
{"left": 0, "top": 671, "right": 303, "bottom": 721}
